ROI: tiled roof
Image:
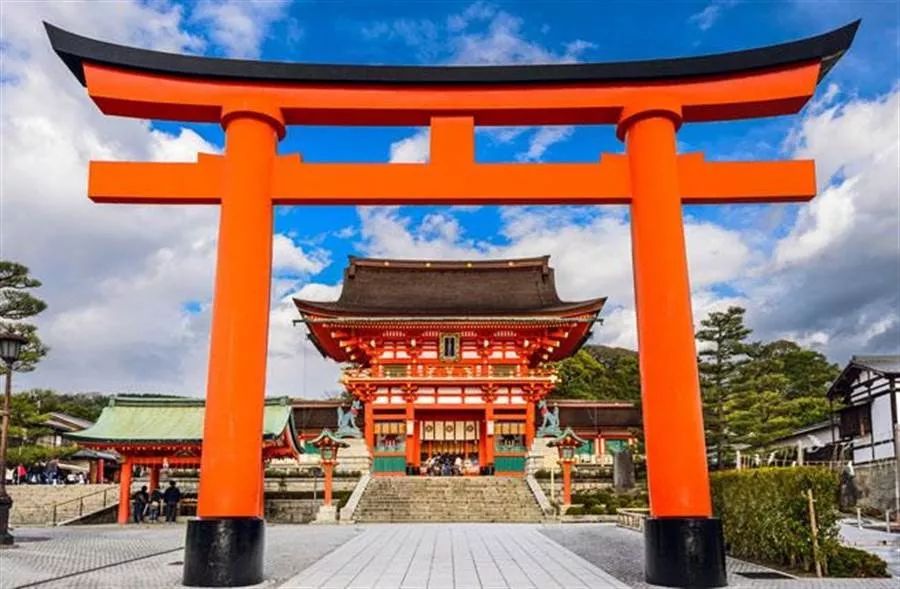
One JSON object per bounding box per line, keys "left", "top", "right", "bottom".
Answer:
{"left": 67, "top": 396, "right": 297, "bottom": 445}
{"left": 294, "top": 256, "right": 605, "bottom": 317}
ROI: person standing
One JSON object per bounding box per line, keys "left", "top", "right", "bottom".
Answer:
{"left": 46, "top": 458, "right": 59, "bottom": 485}
{"left": 163, "top": 480, "right": 181, "bottom": 523}
{"left": 148, "top": 487, "right": 162, "bottom": 522}
{"left": 132, "top": 485, "right": 149, "bottom": 524}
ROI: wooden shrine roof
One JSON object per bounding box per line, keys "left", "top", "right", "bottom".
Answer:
{"left": 67, "top": 396, "right": 301, "bottom": 454}
{"left": 826, "top": 354, "right": 900, "bottom": 401}
{"left": 294, "top": 256, "right": 605, "bottom": 318}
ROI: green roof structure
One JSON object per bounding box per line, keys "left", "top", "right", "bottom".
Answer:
{"left": 67, "top": 396, "right": 301, "bottom": 455}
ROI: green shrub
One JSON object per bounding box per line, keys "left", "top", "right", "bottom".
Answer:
{"left": 565, "top": 506, "right": 585, "bottom": 516}
{"left": 711, "top": 467, "right": 887, "bottom": 576}
{"left": 827, "top": 545, "right": 889, "bottom": 578}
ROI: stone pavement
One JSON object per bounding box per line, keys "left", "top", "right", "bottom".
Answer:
{"left": 839, "top": 519, "right": 900, "bottom": 577}
{"left": 541, "top": 523, "right": 900, "bottom": 589}
{"left": 1, "top": 522, "right": 898, "bottom": 588}
{"left": 281, "top": 524, "right": 627, "bottom": 588}
{"left": 0, "top": 523, "right": 359, "bottom": 589}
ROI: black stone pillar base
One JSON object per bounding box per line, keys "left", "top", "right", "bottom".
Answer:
{"left": 183, "top": 517, "right": 264, "bottom": 587}
{"left": 645, "top": 517, "right": 727, "bottom": 588}
{"left": 0, "top": 493, "right": 14, "bottom": 546}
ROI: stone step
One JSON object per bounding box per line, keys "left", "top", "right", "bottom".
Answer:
{"left": 354, "top": 476, "right": 543, "bottom": 523}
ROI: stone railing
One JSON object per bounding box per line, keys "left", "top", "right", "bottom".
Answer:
{"left": 616, "top": 507, "right": 649, "bottom": 531}
{"left": 338, "top": 473, "right": 371, "bottom": 524}
{"left": 525, "top": 474, "right": 555, "bottom": 516}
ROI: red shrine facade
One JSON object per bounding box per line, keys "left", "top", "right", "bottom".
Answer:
{"left": 294, "top": 256, "right": 605, "bottom": 475}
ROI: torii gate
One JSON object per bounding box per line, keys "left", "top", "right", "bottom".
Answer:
{"left": 47, "top": 21, "right": 857, "bottom": 588}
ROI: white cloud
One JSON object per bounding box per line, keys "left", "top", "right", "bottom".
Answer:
{"left": 378, "top": 4, "right": 594, "bottom": 162}
{"left": 1, "top": 1, "right": 336, "bottom": 397}
{"left": 190, "top": 0, "right": 291, "bottom": 58}
{"left": 689, "top": 5, "right": 722, "bottom": 31}
{"left": 516, "top": 126, "right": 574, "bottom": 162}
{"left": 389, "top": 129, "right": 430, "bottom": 163}
{"left": 743, "top": 86, "right": 900, "bottom": 362}
{"left": 688, "top": 1, "right": 738, "bottom": 31}
{"left": 273, "top": 234, "right": 329, "bottom": 275}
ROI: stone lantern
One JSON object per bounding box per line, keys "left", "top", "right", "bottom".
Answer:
{"left": 309, "top": 429, "right": 349, "bottom": 522}
{"left": 548, "top": 427, "right": 586, "bottom": 507}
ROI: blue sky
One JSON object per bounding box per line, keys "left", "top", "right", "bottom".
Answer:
{"left": 3, "top": 1, "right": 898, "bottom": 396}
{"left": 158, "top": 0, "right": 897, "bottom": 287}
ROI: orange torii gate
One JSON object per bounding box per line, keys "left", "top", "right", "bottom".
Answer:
{"left": 47, "top": 21, "right": 857, "bottom": 587}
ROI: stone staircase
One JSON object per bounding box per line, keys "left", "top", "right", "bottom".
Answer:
{"left": 8, "top": 484, "right": 119, "bottom": 526}
{"left": 354, "top": 477, "right": 544, "bottom": 523}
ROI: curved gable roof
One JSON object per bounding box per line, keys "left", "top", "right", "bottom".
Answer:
{"left": 67, "top": 396, "right": 299, "bottom": 454}
{"left": 294, "top": 256, "right": 605, "bottom": 318}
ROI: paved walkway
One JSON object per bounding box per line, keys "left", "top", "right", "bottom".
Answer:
{"left": 2, "top": 522, "right": 898, "bottom": 588}
{"left": 543, "top": 523, "right": 900, "bottom": 589}
{"left": 839, "top": 520, "right": 900, "bottom": 577}
{"left": 282, "top": 524, "right": 626, "bottom": 589}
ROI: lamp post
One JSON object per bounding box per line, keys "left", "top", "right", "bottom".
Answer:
{"left": 548, "top": 427, "right": 586, "bottom": 508}
{"left": 309, "top": 429, "right": 348, "bottom": 522}
{"left": 0, "top": 332, "right": 27, "bottom": 546}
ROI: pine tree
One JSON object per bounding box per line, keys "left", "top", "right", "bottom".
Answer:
{"left": 0, "top": 260, "right": 49, "bottom": 373}
{"left": 696, "top": 306, "right": 751, "bottom": 468}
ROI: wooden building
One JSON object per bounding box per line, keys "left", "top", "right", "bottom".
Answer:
{"left": 66, "top": 396, "right": 301, "bottom": 522}
{"left": 294, "top": 256, "right": 639, "bottom": 475}
{"left": 828, "top": 355, "right": 900, "bottom": 464}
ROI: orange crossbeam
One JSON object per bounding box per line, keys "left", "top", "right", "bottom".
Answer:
{"left": 89, "top": 153, "right": 815, "bottom": 205}
{"left": 89, "top": 153, "right": 223, "bottom": 204}
{"left": 83, "top": 61, "right": 821, "bottom": 127}
{"left": 678, "top": 154, "right": 816, "bottom": 203}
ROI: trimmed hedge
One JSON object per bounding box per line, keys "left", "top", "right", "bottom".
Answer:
{"left": 570, "top": 488, "right": 648, "bottom": 515}
{"left": 828, "top": 545, "right": 889, "bottom": 577}
{"left": 711, "top": 467, "right": 888, "bottom": 577}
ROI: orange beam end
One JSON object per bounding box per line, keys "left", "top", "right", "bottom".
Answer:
{"left": 89, "top": 154, "right": 223, "bottom": 204}
{"left": 679, "top": 154, "right": 816, "bottom": 204}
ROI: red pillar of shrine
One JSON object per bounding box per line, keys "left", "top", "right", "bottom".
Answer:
{"left": 117, "top": 460, "right": 132, "bottom": 525}
{"left": 621, "top": 108, "right": 726, "bottom": 587}
{"left": 485, "top": 404, "right": 495, "bottom": 472}
{"left": 97, "top": 458, "right": 105, "bottom": 484}
{"left": 364, "top": 401, "right": 375, "bottom": 459}
{"left": 148, "top": 465, "right": 160, "bottom": 492}
{"left": 405, "top": 400, "right": 416, "bottom": 472}
{"left": 183, "top": 110, "right": 281, "bottom": 587}
{"left": 561, "top": 461, "right": 573, "bottom": 505}
{"left": 323, "top": 463, "right": 334, "bottom": 506}
{"left": 525, "top": 401, "right": 535, "bottom": 450}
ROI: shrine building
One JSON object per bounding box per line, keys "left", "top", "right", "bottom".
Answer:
{"left": 294, "top": 256, "right": 639, "bottom": 475}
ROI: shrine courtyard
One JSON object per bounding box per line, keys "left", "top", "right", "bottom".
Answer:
{"left": 2, "top": 523, "right": 896, "bottom": 589}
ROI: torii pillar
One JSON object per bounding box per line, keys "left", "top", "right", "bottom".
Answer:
{"left": 46, "top": 20, "right": 858, "bottom": 588}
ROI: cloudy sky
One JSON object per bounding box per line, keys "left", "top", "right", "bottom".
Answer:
{"left": 1, "top": 1, "right": 898, "bottom": 398}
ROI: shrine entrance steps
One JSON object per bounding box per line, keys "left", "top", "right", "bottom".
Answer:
{"left": 354, "top": 476, "right": 544, "bottom": 523}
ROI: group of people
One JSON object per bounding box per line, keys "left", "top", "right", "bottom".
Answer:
{"left": 7, "top": 459, "right": 83, "bottom": 485}
{"left": 131, "top": 480, "right": 182, "bottom": 524}
{"left": 422, "top": 453, "right": 479, "bottom": 476}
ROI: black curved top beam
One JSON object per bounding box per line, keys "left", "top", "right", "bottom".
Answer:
{"left": 45, "top": 20, "right": 858, "bottom": 88}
